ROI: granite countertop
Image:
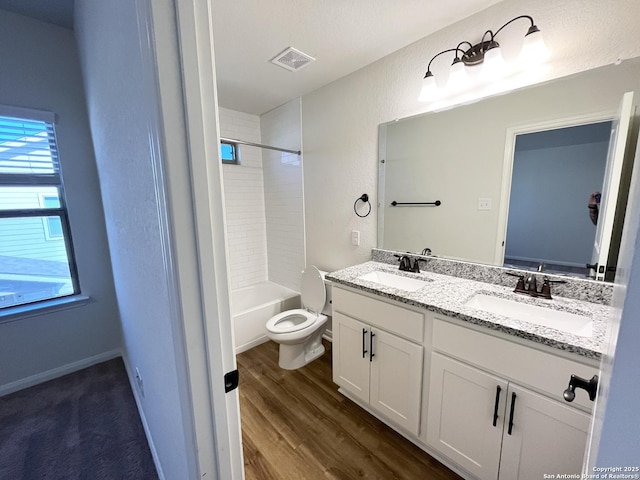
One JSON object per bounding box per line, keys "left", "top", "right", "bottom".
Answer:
{"left": 326, "top": 261, "right": 611, "bottom": 360}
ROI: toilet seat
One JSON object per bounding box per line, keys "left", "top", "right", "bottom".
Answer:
{"left": 266, "top": 309, "right": 318, "bottom": 333}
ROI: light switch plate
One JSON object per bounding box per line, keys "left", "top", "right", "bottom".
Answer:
{"left": 478, "top": 198, "right": 492, "bottom": 210}
{"left": 351, "top": 230, "right": 360, "bottom": 246}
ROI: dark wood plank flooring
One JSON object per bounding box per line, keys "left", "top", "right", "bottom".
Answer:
{"left": 237, "top": 340, "right": 462, "bottom": 480}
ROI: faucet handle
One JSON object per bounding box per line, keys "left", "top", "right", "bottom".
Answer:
{"left": 505, "top": 272, "right": 526, "bottom": 293}
{"left": 539, "top": 276, "right": 568, "bottom": 299}
{"left": 505, "top": 272, "right": 524, "bottom": 279}
{"left": 412, "top": 258, "right": 427, "bottom": 273}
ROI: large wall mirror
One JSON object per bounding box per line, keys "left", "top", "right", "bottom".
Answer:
{"left": 378, "top": 58, "right": 640, "bottom": 281}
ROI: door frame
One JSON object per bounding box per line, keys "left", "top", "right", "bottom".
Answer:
{"left": 172, "top": 0, "right": 245, "bottom": 478}
{"left": 494, "top": 111, "right": 616, "bottom": 266}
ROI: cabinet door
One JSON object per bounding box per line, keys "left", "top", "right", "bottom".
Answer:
{"left": 499, "top": 384, "right": 590, "bottom": 479}
{"left": 332, "top": 312, "right": 370, "bottom": 404}
{"left": 369, "top": 328, "right": 423, "bottom": 435}
{"left": 427, "top": 352, "right": 506, "bottom": 480}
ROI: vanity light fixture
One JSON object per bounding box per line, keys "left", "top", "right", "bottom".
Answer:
{"left": 418, "top": 15, "right": 548, "bottom": 102}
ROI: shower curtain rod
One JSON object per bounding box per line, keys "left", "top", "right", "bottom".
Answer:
{"left": 220, "top": 137, "right": 301, "bottom": 155}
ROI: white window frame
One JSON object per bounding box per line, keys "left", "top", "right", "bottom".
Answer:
{"left": 0, "top": 105, "right": 80, "bottom": 311}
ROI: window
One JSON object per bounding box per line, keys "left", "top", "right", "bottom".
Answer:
{"left": 40, "top": 194, "right": 64, "bottom": 239}
{"left": 220, "top": 141, "right": 238, "bottom": 164}
{"left": 0, "top": 106, "right": 79, "bottom": 310}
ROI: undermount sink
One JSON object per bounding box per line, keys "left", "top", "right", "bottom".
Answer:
{"left": 358, "top": 270, "right": 428, "bottom": 292}
{"left": 465, "top": 293, "right": 593, "bottom": 337}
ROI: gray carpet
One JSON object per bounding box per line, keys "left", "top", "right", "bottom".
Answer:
{"left": 0, "top": 358, "right": 158, "bottom": 479}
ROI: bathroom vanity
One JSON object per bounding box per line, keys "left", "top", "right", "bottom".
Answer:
{"left": 327, "top": 258, "right": 607, "bottom": 480}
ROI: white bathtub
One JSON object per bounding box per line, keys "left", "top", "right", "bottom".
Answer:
{"left": 231, "top": 281, "right": 300, "bottom": 353}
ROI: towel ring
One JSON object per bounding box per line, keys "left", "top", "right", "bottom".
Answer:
{"left": 354, "top": 193, "right": 371, "bottom": 218}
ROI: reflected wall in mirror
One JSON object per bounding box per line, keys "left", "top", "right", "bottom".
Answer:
{"left": 378, "top": 58, "right": 640, "bottom": 281}
{"left": 504, "top": 122, "right": 612, "bottom": 277}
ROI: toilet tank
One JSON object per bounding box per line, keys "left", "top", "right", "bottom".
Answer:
{"left": 317, "top": 269, "right": 333, "bottom": 316}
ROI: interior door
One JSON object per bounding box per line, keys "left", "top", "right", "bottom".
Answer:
{"left": 591, "top": 91, "right": 635, "bottom": 280}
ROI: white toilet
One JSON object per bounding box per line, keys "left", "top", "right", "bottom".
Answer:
{"left": 266, "top": 266, "right": 331, "bottom": 370}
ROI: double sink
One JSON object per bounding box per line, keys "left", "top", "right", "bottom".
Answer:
{"left": 357, "top": 270, "right": 593, "bottom": 338}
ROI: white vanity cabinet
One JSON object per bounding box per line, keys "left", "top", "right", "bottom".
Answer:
{"left": 427, "top": 319, "right": 596, "bottom": 480}
{"left": 332, "top": 287, "right": 424, "bottom": 435}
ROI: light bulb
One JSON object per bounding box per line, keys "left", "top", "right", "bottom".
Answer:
{"left": 521, "top": 28, "right": 549, "bottom": 65}
{"left": 448, "top": 59, "right": 469, "bottom": 91}
{"left": 480, "top": 44, "right": 507, "bottom": 81}
{"left": 418, "top": 73, "right": 439, "bottom": 102}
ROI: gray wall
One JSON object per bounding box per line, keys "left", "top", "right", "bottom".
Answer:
{"left": 0, "top": 10, "right": 121, "bottom": 390}
{"left": 506, "top": 124, "right": 610, "bottom": 266}
{"left": 75, "top": 1, "right": 200, "bottom": 477}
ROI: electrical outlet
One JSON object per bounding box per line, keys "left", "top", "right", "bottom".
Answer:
{"left": 135, "top": 367, "right": 144, "bottom": 397}
{"left": 351, "top": 230, "right": 361, "bottom": 246}
{"left": 478, "top": 198, "right": 492, "bottom": 210}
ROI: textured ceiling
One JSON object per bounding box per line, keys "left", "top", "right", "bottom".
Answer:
{"left": 211, "top": 0, "right": 504, "bottom": 115}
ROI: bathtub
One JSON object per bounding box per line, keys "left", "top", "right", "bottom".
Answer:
{"left": 231, "top": 281, "right": 301, "bottom": 353}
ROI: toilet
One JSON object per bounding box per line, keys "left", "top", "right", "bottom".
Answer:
{"left": 266, "top": 266, "right": 331, "bottom": 370}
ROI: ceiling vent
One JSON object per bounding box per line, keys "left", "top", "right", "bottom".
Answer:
{"left": 270, "top": 47, "right": 315, "bottom": 72}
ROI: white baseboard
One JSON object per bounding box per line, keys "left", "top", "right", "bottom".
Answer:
{"left": 234, "top": 335, "right": 270, "bottom": 354}
{"left": 122, "top": 355, "right": 166, "bottom": 480}
{"left": 0, "top": 349, "right": 122, "bottom": 397}
{"left": 323, "top": 329, "right": 333, "bottom": 342}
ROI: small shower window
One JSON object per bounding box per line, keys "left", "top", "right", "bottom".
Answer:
{"left": 220, "top": 141, "right": 239, "bottom": 165}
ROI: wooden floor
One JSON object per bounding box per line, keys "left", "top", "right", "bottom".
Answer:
{"left": 237, "top": 340, "right": 462, "bottom": 480}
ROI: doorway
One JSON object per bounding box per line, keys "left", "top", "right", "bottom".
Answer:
{"left": 504, "top": 121, "right": 612, "bottom": 276}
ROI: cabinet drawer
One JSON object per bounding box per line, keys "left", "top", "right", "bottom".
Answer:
{"left": 333, "top": 287, "right": 423, "bottom": 341}
{"left": 432, "top": 318, "right": 598, "bottom": 411}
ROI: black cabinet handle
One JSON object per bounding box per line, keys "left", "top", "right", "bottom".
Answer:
{"left": 508, "top": 392, "right": 517, "bottom": 435}
{"left": 362, "top": 328, "right": 368, "bottom": 358}
{"left": 493, "top": 385, "right": 502, "bottom": 427}
{"left": 369, "top": 331, "right": 375, "bottom": 362}
{"left": 563, "top": 374, "right": 599, "bottom": 402}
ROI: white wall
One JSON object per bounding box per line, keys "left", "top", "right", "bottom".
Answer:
{"left": 219, "top": 108, "right": 268, "bottom": 290}
{"left": 302, "top": 0, "right": 640, "bottom": 272}
{"left": 0, "top": 10, "right": 121, "bottom": 391}
{"left": 75, "top": 1, "right": 201, "bottom": 478}
{"left": 261, "top": 98, "right": 305, "bottom": 291}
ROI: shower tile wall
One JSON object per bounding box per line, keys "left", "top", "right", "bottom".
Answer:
{"left": 261, "top": 99, "right": 305, "bottom": 292}
{"left": 219, "top": 107, "right": 268, "bottom": 290}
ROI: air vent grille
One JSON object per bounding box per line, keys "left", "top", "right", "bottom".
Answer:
{"left": 270, "top": 47, "right": 315, "bottom": 72}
